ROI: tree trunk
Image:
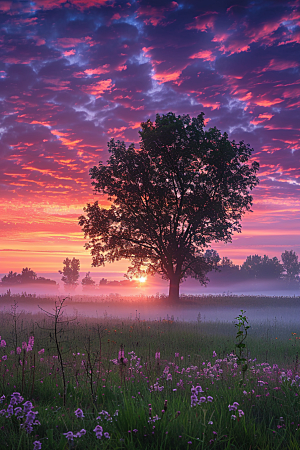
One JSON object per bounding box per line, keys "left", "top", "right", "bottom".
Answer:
{"left": 168, "top": 275, "right": 180, "bottom": 303}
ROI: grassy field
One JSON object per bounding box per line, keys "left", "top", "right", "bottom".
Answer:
{"left": 0, "top": 295, "right": 300, "bottom": 449}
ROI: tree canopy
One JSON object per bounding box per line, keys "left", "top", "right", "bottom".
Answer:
{"left": 79, "top": 112, "right": 259, "bottom": 302}
{"left": 81, "top": 271, "right": 95, "bottom": 287}
{"left": 59, "top": 258, "right": 80, "bottom": 287}
{"left": 240, "top": 254, "right": 283, "bottom": 279}
{"left": 281, "top": 250, "right": 300, "bottom": 282}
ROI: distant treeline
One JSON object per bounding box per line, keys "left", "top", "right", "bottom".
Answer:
{"left": 1, "top": 268, "right": 57, "bottom": 286}
{"left": 206, "top": 250, "right": 300, "bottom": 286}
{"left": 2, "top": 250, "right": 299, "bottom": 288}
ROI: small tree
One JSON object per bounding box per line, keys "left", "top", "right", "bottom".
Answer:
{"left": 81, "top": 272, "right": 96, "bottom": 286}
{"left": 281, "top": 250, "right": 300, "bottom": 283}
{"left": 79, "top": 112, "right": 259, "bottom": 303}
{"left": 59, "top": 258, "right": 80, "bottom": 287}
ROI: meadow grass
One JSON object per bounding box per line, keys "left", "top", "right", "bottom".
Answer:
{"left": 0, "top": 296, "right": 300, "bottom": 449}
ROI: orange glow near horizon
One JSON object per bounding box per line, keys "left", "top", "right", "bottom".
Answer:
{"left": 1, "top": 1, "right": 300, "bottom": 282}
{"left": 1, "top": 196, "right": 300, "bottom": 276}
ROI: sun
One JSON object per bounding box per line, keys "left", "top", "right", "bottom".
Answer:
{"left": 138, "top": 276, "right": 147, "bottom": 283}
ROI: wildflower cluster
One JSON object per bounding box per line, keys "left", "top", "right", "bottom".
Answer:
{"left": 191, "top": 386, "right": 213, "bottom": 407}
{"left": 228, "top": 402, "right": 244, "bottom": 420}
{"left": 93, "top": 425, "right": 110, "bottom": 439}
{"left": 0, "top": 393, "right": 40, "bottom": 434}
{"left": 96, "top": 409, "right": 118, "bottom": 422}
{"left": 63, "top": 429, "right": 87, "bottom": 441}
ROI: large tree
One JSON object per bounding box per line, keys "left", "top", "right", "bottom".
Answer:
{"left": 79, "top": 113, "right": 259, "bottom": 302}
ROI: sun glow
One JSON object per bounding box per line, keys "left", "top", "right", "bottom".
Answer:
{"left": 138, "top": 276, "right": 147, "bottom": 283}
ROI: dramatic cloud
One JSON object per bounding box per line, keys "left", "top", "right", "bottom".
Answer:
{"left": 0, "top": 0, "right": 300, "bottom": 274}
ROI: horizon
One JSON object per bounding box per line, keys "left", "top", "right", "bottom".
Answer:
{"left": 0, "top": 0, "right": 300, "bottom": 275}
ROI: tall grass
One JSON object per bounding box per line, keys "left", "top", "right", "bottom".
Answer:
{"left": 0, "top": 297, "right": 300, "bottom": 449}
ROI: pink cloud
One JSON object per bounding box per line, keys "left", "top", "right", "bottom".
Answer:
{"left": 81, "top": 79, "right": 114, "bottom": 98}
{"left": 250, "top": 113, "right": 274, "bottom": 125}
{"left": 107, "top": 126, "right": 127, "bottom": 138}
{"left": 0, "top": 1, "right": 11, "bottom": 11}
{"left": 115, "top": 64, "right": 127, "bottom": 72}
{"left": 153, "top": 70, "right": 182, "bottom": 84}
{"left": 137, "top": 2, "right": 178, "bottom": 26}
{"left": 186, "top": 11, "right": 218, "bottom": 32}
{"left": 31, "top": 0, "right": 109, "bottom": 10}
{"left": 189, "top": 50, "right": 216, "bottom": 61}
{"left": 63, "top": 49, "right": 76, "bottom": 56}
{"left": 56, "top": 37, "right": 95, "bottom": 48}
{"left": 262, "top": 59, "right": 299, "bottom": 72}
{"left": 84, "top": 65, "right": 110, "bottom": 76}
{"left": 45, "top": 79, "right": 71, "bottom": 91}
{"left": 255, "top": 98, "right": 284, "bottom": 107}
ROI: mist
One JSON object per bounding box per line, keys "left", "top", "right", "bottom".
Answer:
{"left": 1, "top": 273, "right": 299, "bottom": 326}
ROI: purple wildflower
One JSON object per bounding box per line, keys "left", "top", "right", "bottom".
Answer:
{"left": 0, "top": 340, "right": 6, "bottom": 348}
{"left": 94, "top": 424, "right": 103, "bottom": 439}
{"left": 6, "top": 405, "right": 13, "bottom": 417}
{"left": 33, "top": 441, "right": 42, "bottom": 450}
{"left": 228, "top": 402, "right": 239, "bottom": 411}
{"left": 74, "top": 408, "right": 84, "bottom": 419}
{"left": 23, "top": 401, "right": 33, "bottom": 413}
{"left": 191, "top": 393, "right": 198, "bottom": 407}
{"left": 75, "top": 429, "right": 86, "bottom": 437}
{"left": 118, "top": 349, "right": 125, "bottom": 360}
{"left": 24, "top": 410, "right": 38, "bottom": 433}
{"left": 27, "top": 336, "right": 34, "bottom": 351}
{"left": 63, "top": 431, "right": 74, "bottom": 441}
{"left": 14, "top": 407, "right": 23, "bottom": 417}
{"left": 11, "top": 392, "right": 24, "bottom": 405}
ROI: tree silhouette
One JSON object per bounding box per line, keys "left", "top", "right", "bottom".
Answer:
{"left": 240, "top": 254, "right": 283, "bottom": 279}
{"left": 81, "top": 272, "right": 95, "bottom": 286}
{"left": 79, "top": 112, "right": 259, "bottom": 302}
{"left": 281, "top": 250, "right": 300, "bottom": 283}
{"left": 21, "top": 268, "right": 37, "bottom": 283}
{"left": 1, "top": 268, "right": 56, "bottom": 285}
{"left": 215, "top": 256, "right": 240, "bottom": 284}
{"left": 1, "top": 271, "right": 19, "bottom": 285}
{"left": 59, "top": 258, "right": 80, "bottom": 287}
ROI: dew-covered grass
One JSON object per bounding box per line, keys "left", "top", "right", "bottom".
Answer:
{"left": 0, "top": 296, "right": 300, "bottom": 449}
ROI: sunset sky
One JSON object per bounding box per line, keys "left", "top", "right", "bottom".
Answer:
{"left": 0, "top": 0, "right": 300, "bottom": 277}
